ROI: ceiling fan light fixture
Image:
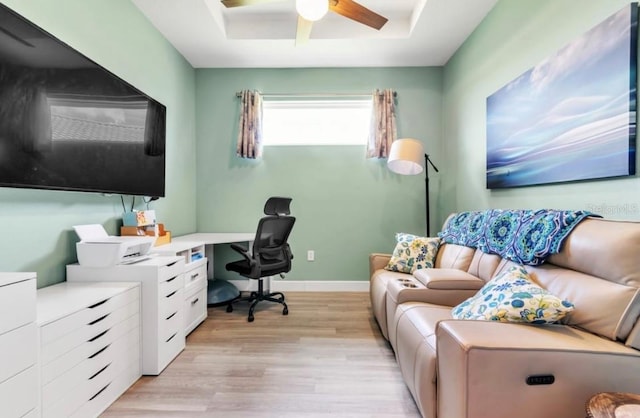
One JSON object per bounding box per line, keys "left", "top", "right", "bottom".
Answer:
{"left": 295, "top": 0, "right": 328, "bottom": 21}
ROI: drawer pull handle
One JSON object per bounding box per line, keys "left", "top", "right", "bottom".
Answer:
{"left": 89, "top": 383, "right": 110, "bottom": 401}
{"left": 88, "top": 314, "right": 110, "bottom": 326}
{"left": 166, "top": 332, "right": 177, "bottom": 343}
{"left": 166, "top": 290, "right": 177, "bottom": 298}
{"left": 89, "top": 344, "right": 111, "bottom": 359}
{"left": 190, "top": 273, "right": 199, "bottom": 279}
{"left": 167, "top": 261, "right": 178, "bottom": 267}
{"left": 89, "top": 363, "right": 111, "bottom": 380}
{"left": 191, "top": 298, "right": 199, "bottom": 306}
{"left": 166, "top": 276, "right": 178, "bottom": 283}
{"left": 88, "top": 329, "right": 109, "bottom": 342}
{"left": 166, "top": 312, "right": 177, "bottom": 320}
{"left": 88, "top": 299, "right": 108, "bottom": 309}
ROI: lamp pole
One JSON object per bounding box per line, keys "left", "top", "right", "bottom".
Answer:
{"left": 425, "top": 154, "right": 439, "bottom": 236}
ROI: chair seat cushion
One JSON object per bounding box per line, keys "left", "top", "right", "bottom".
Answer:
{"left": 226, "top": 259, "right": 253, "bottom": 276}
{"left": 227, "top": 258, "right": 291, "bottom": 279}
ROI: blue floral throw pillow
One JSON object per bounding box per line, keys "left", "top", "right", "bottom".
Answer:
{"left": 385, "top": 234, "right": 441, "bottom": 274}
{"left": 451, "top": 265, "right": 574, "bottom": 324}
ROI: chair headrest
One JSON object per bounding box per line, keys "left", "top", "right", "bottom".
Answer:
{"left": 264, "top": 197, "right": 292, "bottom": 216}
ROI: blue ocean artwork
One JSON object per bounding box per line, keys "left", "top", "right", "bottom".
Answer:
{"left": 486, "top": 4, "right": 637, "bottom": 188}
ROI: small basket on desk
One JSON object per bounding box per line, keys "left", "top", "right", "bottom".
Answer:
{"left": 121, "top": 223, "right": 171, "bottom": 246}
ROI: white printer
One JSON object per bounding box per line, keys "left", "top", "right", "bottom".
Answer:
{"left": 73, "top": 224, "right": 156, "bottom": 267}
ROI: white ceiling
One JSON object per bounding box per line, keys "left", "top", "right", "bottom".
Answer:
{"left": 131, "top": 0, "right": 498, "bottom": 68}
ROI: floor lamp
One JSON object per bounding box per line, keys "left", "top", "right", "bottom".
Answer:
{"left": 387, "top": 138, "right": 439, "bottom": 236}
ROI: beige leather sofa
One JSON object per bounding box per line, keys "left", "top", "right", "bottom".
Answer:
{"left": 370, "top": 216, "right": 640, "bottom": 418}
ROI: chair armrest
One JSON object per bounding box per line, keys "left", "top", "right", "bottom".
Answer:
{"left": 436, "top": 320, "right": 640, "bottom": 418}
{"left": 230, "top": 243, "right": 253, "bottom": 264}
{"left": 370, "top": 253, "right": 391, "bottom": 277}
{"left": 230, "top": 243, "right": 248, "bottom": 254}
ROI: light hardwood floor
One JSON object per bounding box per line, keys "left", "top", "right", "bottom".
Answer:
{"left": 102, "top": 292, "right": 421, "bottom": 418}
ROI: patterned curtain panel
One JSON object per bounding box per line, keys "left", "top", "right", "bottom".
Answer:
{"left": 366, "top": 89, "right": 397, "bottom": 158}
{"left": 236, "top": 90, "right": 263, "bottom": 159}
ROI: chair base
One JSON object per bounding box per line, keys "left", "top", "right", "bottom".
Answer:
{"left": 226, "top": 278, "right": 289, "bottom": 322}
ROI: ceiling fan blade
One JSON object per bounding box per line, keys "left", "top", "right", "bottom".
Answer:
{"left": 295, "top": 15, "right": 313, "bottom": 45}
{"left": 221, "top": 0, "right": 284, "bottom": 7}
{"left": 329, "top": 0, "right": 388, "bottom": 30}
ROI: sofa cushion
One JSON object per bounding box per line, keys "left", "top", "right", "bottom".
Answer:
{"left": 526, "top": 264, "right": 640, "bottom": 341}
{"left": 546, "top": 218, "right": 640, "bottom": 343}
{"left": 434, "top": 243, "right": 475, "bottom": 270}
{"left": 385, "top": 235, "right": 440, "bottom": 274}
{"left": 451, "top": 265, "right": 574, "bottom": 324}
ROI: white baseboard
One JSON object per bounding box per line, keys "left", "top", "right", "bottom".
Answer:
{"left": 227, "top": 279, "right": 369, "bottom": 292}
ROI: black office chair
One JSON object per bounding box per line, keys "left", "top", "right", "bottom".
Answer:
{"left": 225, "top": 197, "right": 295, "bottom": 322}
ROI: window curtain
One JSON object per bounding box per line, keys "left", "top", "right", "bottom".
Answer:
{"left": 366, "top": 89, "right": 397, "bottom": 158}
{"left": 236, "top": 90, "right": 263, "bottom": 159}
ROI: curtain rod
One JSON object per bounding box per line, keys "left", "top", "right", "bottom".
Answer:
{"left": 234, "top": 91, "right": 397, "bottom": 98}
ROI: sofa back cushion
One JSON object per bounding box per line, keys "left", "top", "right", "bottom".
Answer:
{"left": 467, "top": 251, "right": 502, "bottom": 282}
{"left": 547, "top": 218, "right": 640, "bottom": 286}
{"left": 435, "top": 244, "right": 474, "bottom": 271}
{"left": 491, "top": 218, "right": 640, "bottom": 345}
{"left": 528, "top": 264, "right": 640, "bottom": 342}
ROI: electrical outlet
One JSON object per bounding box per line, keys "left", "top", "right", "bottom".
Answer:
{"left": 307, "top": 250, "right": 315, "bottom": 261}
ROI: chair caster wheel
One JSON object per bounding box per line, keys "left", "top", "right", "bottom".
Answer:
{"left": 283, "top": 307, "right": 288, "bottom": 315}
{"left": 226, "top": 304, "right": 233, "bottom": 313}
{"left": 248, "top": 314, "right": 254, "bottom": 322}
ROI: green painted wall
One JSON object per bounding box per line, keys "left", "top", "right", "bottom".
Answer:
{"left": 442, "top": 0, "right": 639, "bottom": 219}
{"left": 195, "top": 68, "right": 443, "bottom": 282}
{"left": 8, "top": 0, "right": 626, "bottom": 287}
{"left": 0, "top": 0, "right": 197, "bottom": 287}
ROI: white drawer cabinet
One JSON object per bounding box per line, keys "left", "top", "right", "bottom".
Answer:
{"left": 0, "top": 272, "right": 37, "bottom": 418}
{"left": 182, "top": 259, "right": 207, "bottom": 335}
{"left": 67, "top": 256, "right": 186, "bottom": 375}
{"left": 154, "top": 242, "right": 208, "bottom": 335}
{"left": 37, "top": 281, "right": 141, "bottom": 418}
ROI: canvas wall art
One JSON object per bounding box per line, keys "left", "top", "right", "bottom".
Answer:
{"left": 486, "top": 3, "right": 638, "bottom": 189}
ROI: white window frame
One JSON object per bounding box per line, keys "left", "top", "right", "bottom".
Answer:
{"left": 262, "top": 98, "right": 372, "bottom": 146}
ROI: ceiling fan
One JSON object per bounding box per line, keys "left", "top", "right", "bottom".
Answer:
{"left": 220, "top": 0, "right": 388, "bottom": 44}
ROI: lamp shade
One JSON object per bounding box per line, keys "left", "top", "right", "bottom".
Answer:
{"left": 387, "top": 138, "right": 425, "bottom": 175}
{"left": 295, "top": 0, "right": 329, "bottom": 21}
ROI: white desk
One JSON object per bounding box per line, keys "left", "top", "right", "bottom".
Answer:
{"left": 171, "top": 232, "right": 255, "bottom": 280}
{"left": 173, "top": 233, "right": 255, "bottom": 245}
{"left": 170, "top": 233, "right": 256, "bottom": 305}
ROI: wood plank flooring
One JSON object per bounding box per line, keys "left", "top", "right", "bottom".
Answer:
{"left": 102, "top": 292, "right": 420, "bottom": 418}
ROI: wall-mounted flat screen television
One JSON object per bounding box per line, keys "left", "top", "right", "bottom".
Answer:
{"left": 0, "top": 4, "right": 166, "bottom": 197}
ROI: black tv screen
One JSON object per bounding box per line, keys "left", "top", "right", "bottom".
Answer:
{"left": 0, "top": 4, "right": 166, "bottom": 197}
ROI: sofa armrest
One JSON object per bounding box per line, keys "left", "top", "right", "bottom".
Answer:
{"left": 436, "top": 320, "right": 640, "bottom": 418}
{"left": 387, "top": 275, "right": 478, "bottom": 308}
{"left": 369, "top": 253, "right": 391, "bottom": 277}
{"left": 413, "top": 268, "right": 485, "bottom": 290}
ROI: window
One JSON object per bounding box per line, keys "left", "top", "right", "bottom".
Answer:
{"left": 262, "top": 99, "right": 372, "bottom": 146}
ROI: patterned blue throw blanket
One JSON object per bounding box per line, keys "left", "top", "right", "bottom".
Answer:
{"left": 438, "top": 209, "right": 599, "bottom": 265}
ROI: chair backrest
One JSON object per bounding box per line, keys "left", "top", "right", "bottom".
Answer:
{"left": 251, "top": 198, "right": 296, "bottom": 277}
{"left": 264, "top": 196, "right": 292, "bottom": 216}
